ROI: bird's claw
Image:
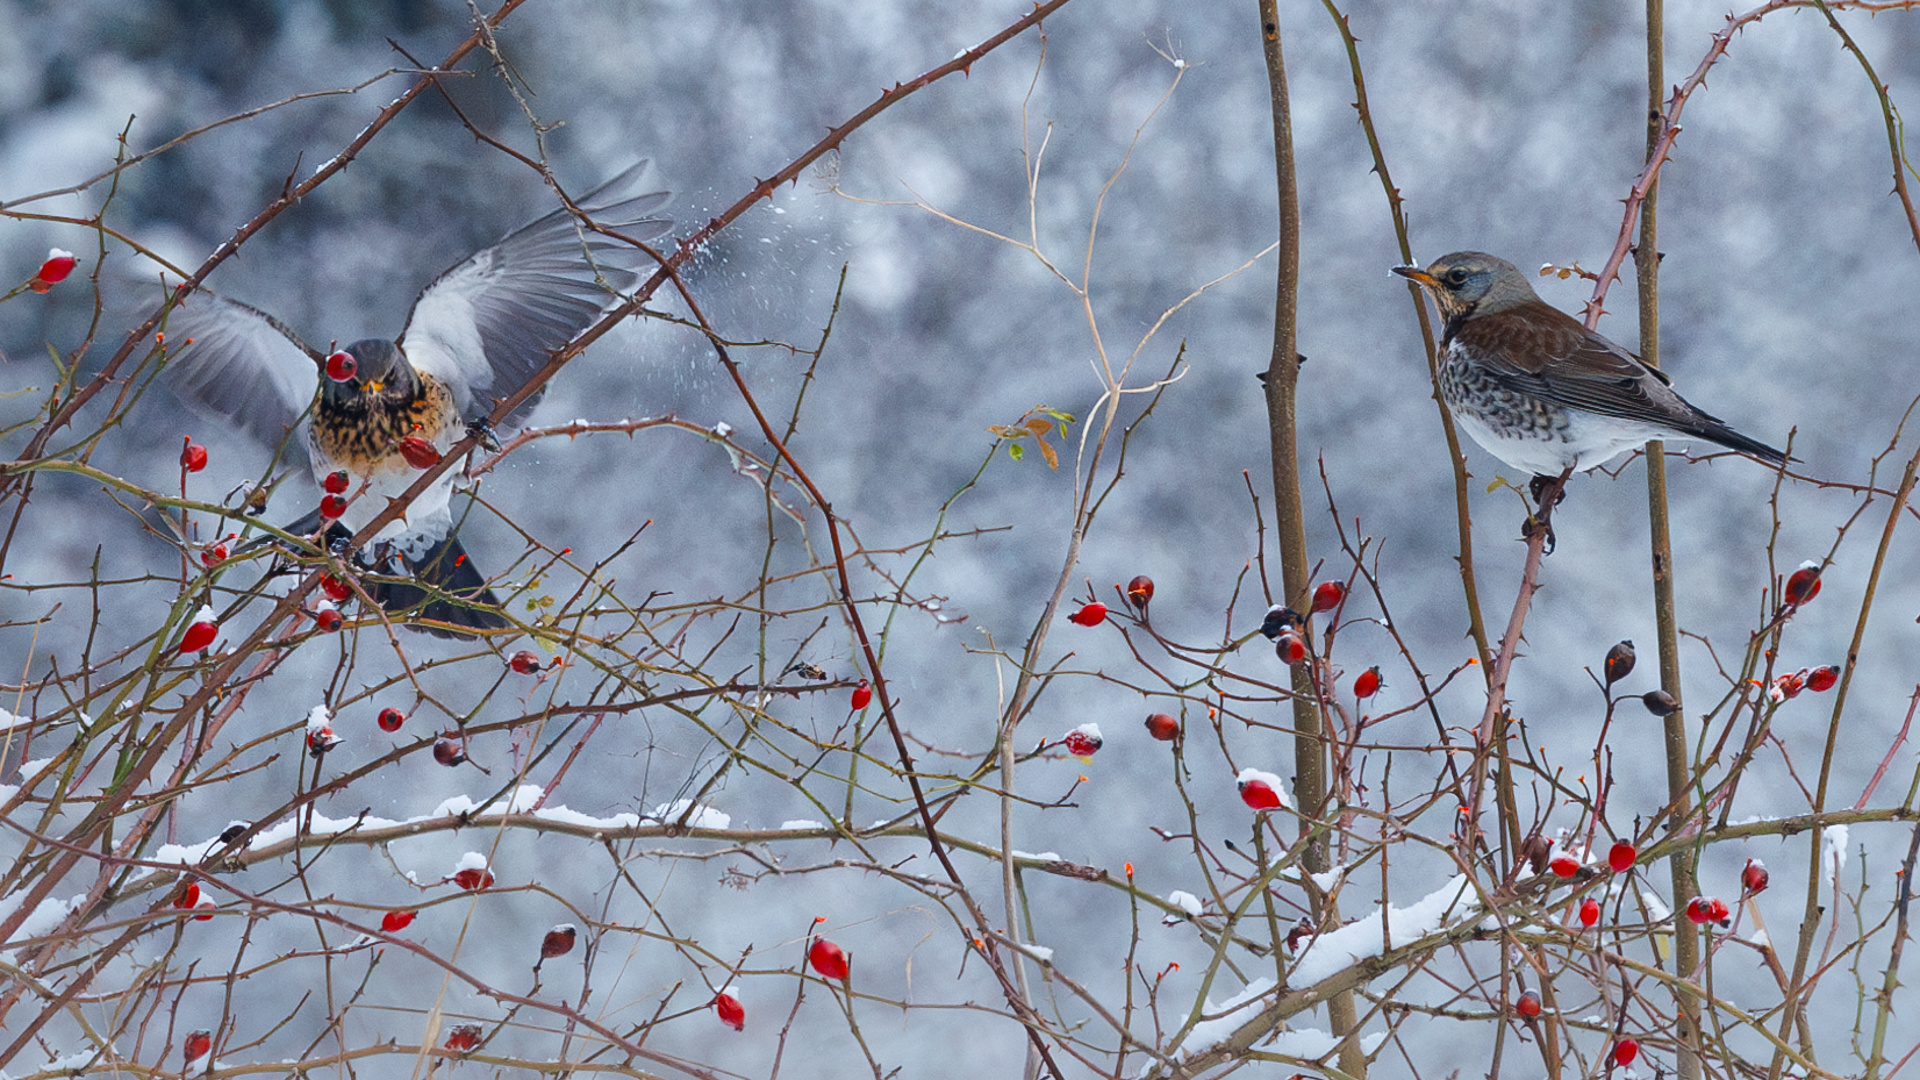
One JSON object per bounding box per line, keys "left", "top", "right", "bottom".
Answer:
{"left": 465, "top": 417, "right": 500, "bottom": 452}
{"left": 1522, "top": 474, "right": 1566, "bottom": 555}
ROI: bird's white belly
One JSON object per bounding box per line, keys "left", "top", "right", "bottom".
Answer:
{"left": 1453, "top": 409, "right": 1676, "bottom": 476}
{"left": 307, "top": 443, "right": 456, "bottom": 560}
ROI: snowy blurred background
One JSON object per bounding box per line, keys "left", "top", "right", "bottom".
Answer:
{"left": 3, "top": 0, "right": 1918, "bottom": 1075}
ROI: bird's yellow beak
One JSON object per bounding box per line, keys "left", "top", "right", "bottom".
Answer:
{"left": 361, "top": 378, "right": 385, "bottom": 394}
{"left": 1391, "top": 265, "right": 1438, "bottom": 287}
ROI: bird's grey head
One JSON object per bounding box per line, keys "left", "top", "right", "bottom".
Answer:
{"left": 1391, "top": 251, "right": 1540, "bottom": 320}
{"left": 322, "top": 339, "right": 414, "bottom": 407}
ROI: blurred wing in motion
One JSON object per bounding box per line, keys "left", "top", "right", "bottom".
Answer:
{"left": 161, "top": 288, "right": 323, "bottom": 463}
{"left": 400, "top": 160, "right": 673, "bottom": 427}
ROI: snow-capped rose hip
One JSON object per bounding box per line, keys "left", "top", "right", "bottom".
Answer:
{"left": 313, "top": 606, "right": 343, "bottom": 633}
{"left": 1685, "top": 896, "right": 1715, "bottom": 925}
{"left": 192, "top": 896, "right": 216, "bottom": 921}
{"left": 508, "top": 650, "right": 544, "bottom": 675}
{"left": 30, "top": 248, "right": 77, "bottom": 293}
{"left": 850, "top": 678, "right": 872, "bottom": 710}
{"left": 1806, "top": 665, "right": 1839, "bottom": 692}
{"left": 540, "top": 923, "right": 577, "bottom": 959}
{"left": 1143, "top": 713, "right": 1179, "bottom": 741}
{"left": 319, "top": 494, "right": 347, "bottom": 520}
{"left": 180, "top": 440, "right": 209, "bottom": 473}
{"left": 181, "top": 1029, "right": 211, "bottom": 1064}
{"left": 1513, "top": 989, "right": 1541, "bottom": 1018}
{"left": 1548, "top": 854, "right": 1580, "bottom": 878}
{"left": 1614, "top": 1039, "right": 1639, "bottom": 1067}
{"left": 1068, "top": 602, "right": 1107, "bottom": 627}
{"left": 1707, "top": 897, "right": 1730, "bottom": 924}
{"left": 808, "top": 937, "right": 850, "bottom": 981}
{"left": 1608, "top": 840, "right": 1636, "bottom": 873}
{"left": 377, "top": 707, "right": 405, "bottom": 732}
{"left": 714, "top": 988, "right": 746, "bottom": 1031}
{"left": 443, "top": 1024, "right": 481, "bottom": 1052}
{"left": 1125, "top": 575, "right": 1154, "bottom": 611}
{"left": 199, "top": 542, "right": 228, "bottom": 567}
{"left": 449, "top": 854, "right": 492, "bottom": 891}
{"left": 451, "top": 867, "right": 492, "bottom": 890}
{"left": 1062, "top": 723, "right": 1102, "bottom": 758}
{"left": 381, "top": 910, "right": 415, "bottom": 932}
{"left": 1258, "top": 604, "right": 1301, "bottom": 640}
{"left": 322, "top": 470, "right": 350, "bottom": 494}
{"left": 1578, "top": 897, "right": 1599, "bottom": 928}
{"left": 321, "top": 574, "right": 351, "bottom": 602}
{"left": 1353, "top": 666, "right": 1381, "bottom": 698}
{"left": 398, "top": 436, "right": 441, "bottom": 469}
{"left": 1236, "top": 767, "right": 1289, "bottom": 811}
{"left": 325, "top": 350, "right": 357, "bottom": 382}
{"left": 433, "top": 738, "right": 466, "bottom": 767}
{"left": 38, "top": 248, "right": 77, "bottom": 282}
{"left": 177, "top": 606, "right": 219, "bottom": 654}
{"left": 1742, "top": 858, "right": 1770, "bottom": 895}
{"left": 1784, "top": 562, "right": 1821, "bottom": 607}
{"left": 1310, "top": 580, "right": 1345, "bottom": 614}
{"left": 1604, "top": 639, "right": 1635, "bottom": 687}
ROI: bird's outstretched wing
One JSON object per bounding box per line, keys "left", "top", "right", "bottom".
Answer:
{"left": 400, "top": 161, "right": 673, "bottom": 426}
{"left": 161, "top": 287, "right": 324, "bottom": 462}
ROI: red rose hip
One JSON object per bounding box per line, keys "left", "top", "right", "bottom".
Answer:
{"left": 808, "top": 937, "right": 850, "bottom": 980}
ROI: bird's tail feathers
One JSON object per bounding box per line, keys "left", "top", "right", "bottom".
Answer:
{"left": 374, "top": 533, "right": 512, "bottom": 640}
{"left": 1695, "top": 422, "right": 1789, "bottom": 466}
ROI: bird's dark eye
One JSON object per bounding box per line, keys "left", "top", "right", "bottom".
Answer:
{"left": 1445, "top": 269, "right": 1470, "bottom": 286}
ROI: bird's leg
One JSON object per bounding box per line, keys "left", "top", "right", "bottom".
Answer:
{"left": 1521, "top": 470, "right": 1572, "bottom": 554}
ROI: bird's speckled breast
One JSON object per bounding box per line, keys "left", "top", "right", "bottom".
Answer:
{"left": 309, "top": 372, "right": 458, "bottom": 476}
{"left": 1439, "top": 342, "right": 1568, "bottom": 441}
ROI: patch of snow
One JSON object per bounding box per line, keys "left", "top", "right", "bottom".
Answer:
{"left": 1167, "top": 890, "right": 1203, "bottom": 917}
{"left": 1175, "top": 977, "right": 1275, "bottom": 1056}
{"left": 533, "top": 805, "right": 642, "bottom": 829}
{"left": 648, "top": 799, "right": 730, "bottom": 829}
{"left": 1290, "top": 874, "right": 1473, "bottom": 987}
{"left": 779, "top": 819, "right": 827, "bottom": 831}
{"left": 1824, "top": 825, "right": 1849, "bottom": 876}
{"left": 1, "top": 890, "right": 75, "bottom": 946}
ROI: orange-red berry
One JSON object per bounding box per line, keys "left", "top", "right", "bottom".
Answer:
{"left": 1125, "top": 575, "right": 1154, "bottom": 611}
{"left": 1068, "top": 602, "right": 1107, "bottom": 627}
{"left": 1353, "top": 666, "right": 1381, "bottom": 699}
{"left": 1310, "top": 580, "right": 1345, "bottom": 614}
{"left": 808, "top": 937, "right": 850, "bottom": 980}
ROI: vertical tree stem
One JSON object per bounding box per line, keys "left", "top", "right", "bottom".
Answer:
{"left": 1638, "top": 4, "right": 1701, "bottom": 1077}
{"left": 1255, "top": 3, "right": 1358, "bottom": 1073}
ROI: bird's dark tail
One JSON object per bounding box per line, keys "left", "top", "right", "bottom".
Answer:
{"left": 1695, "top": 422, "right": 1788, "bottom": 466}
{"left": 375, "top": 533, "right": 512, "bottom": 640}
{"left": 259, "top": 515, "right": 509, "bottom": 639}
